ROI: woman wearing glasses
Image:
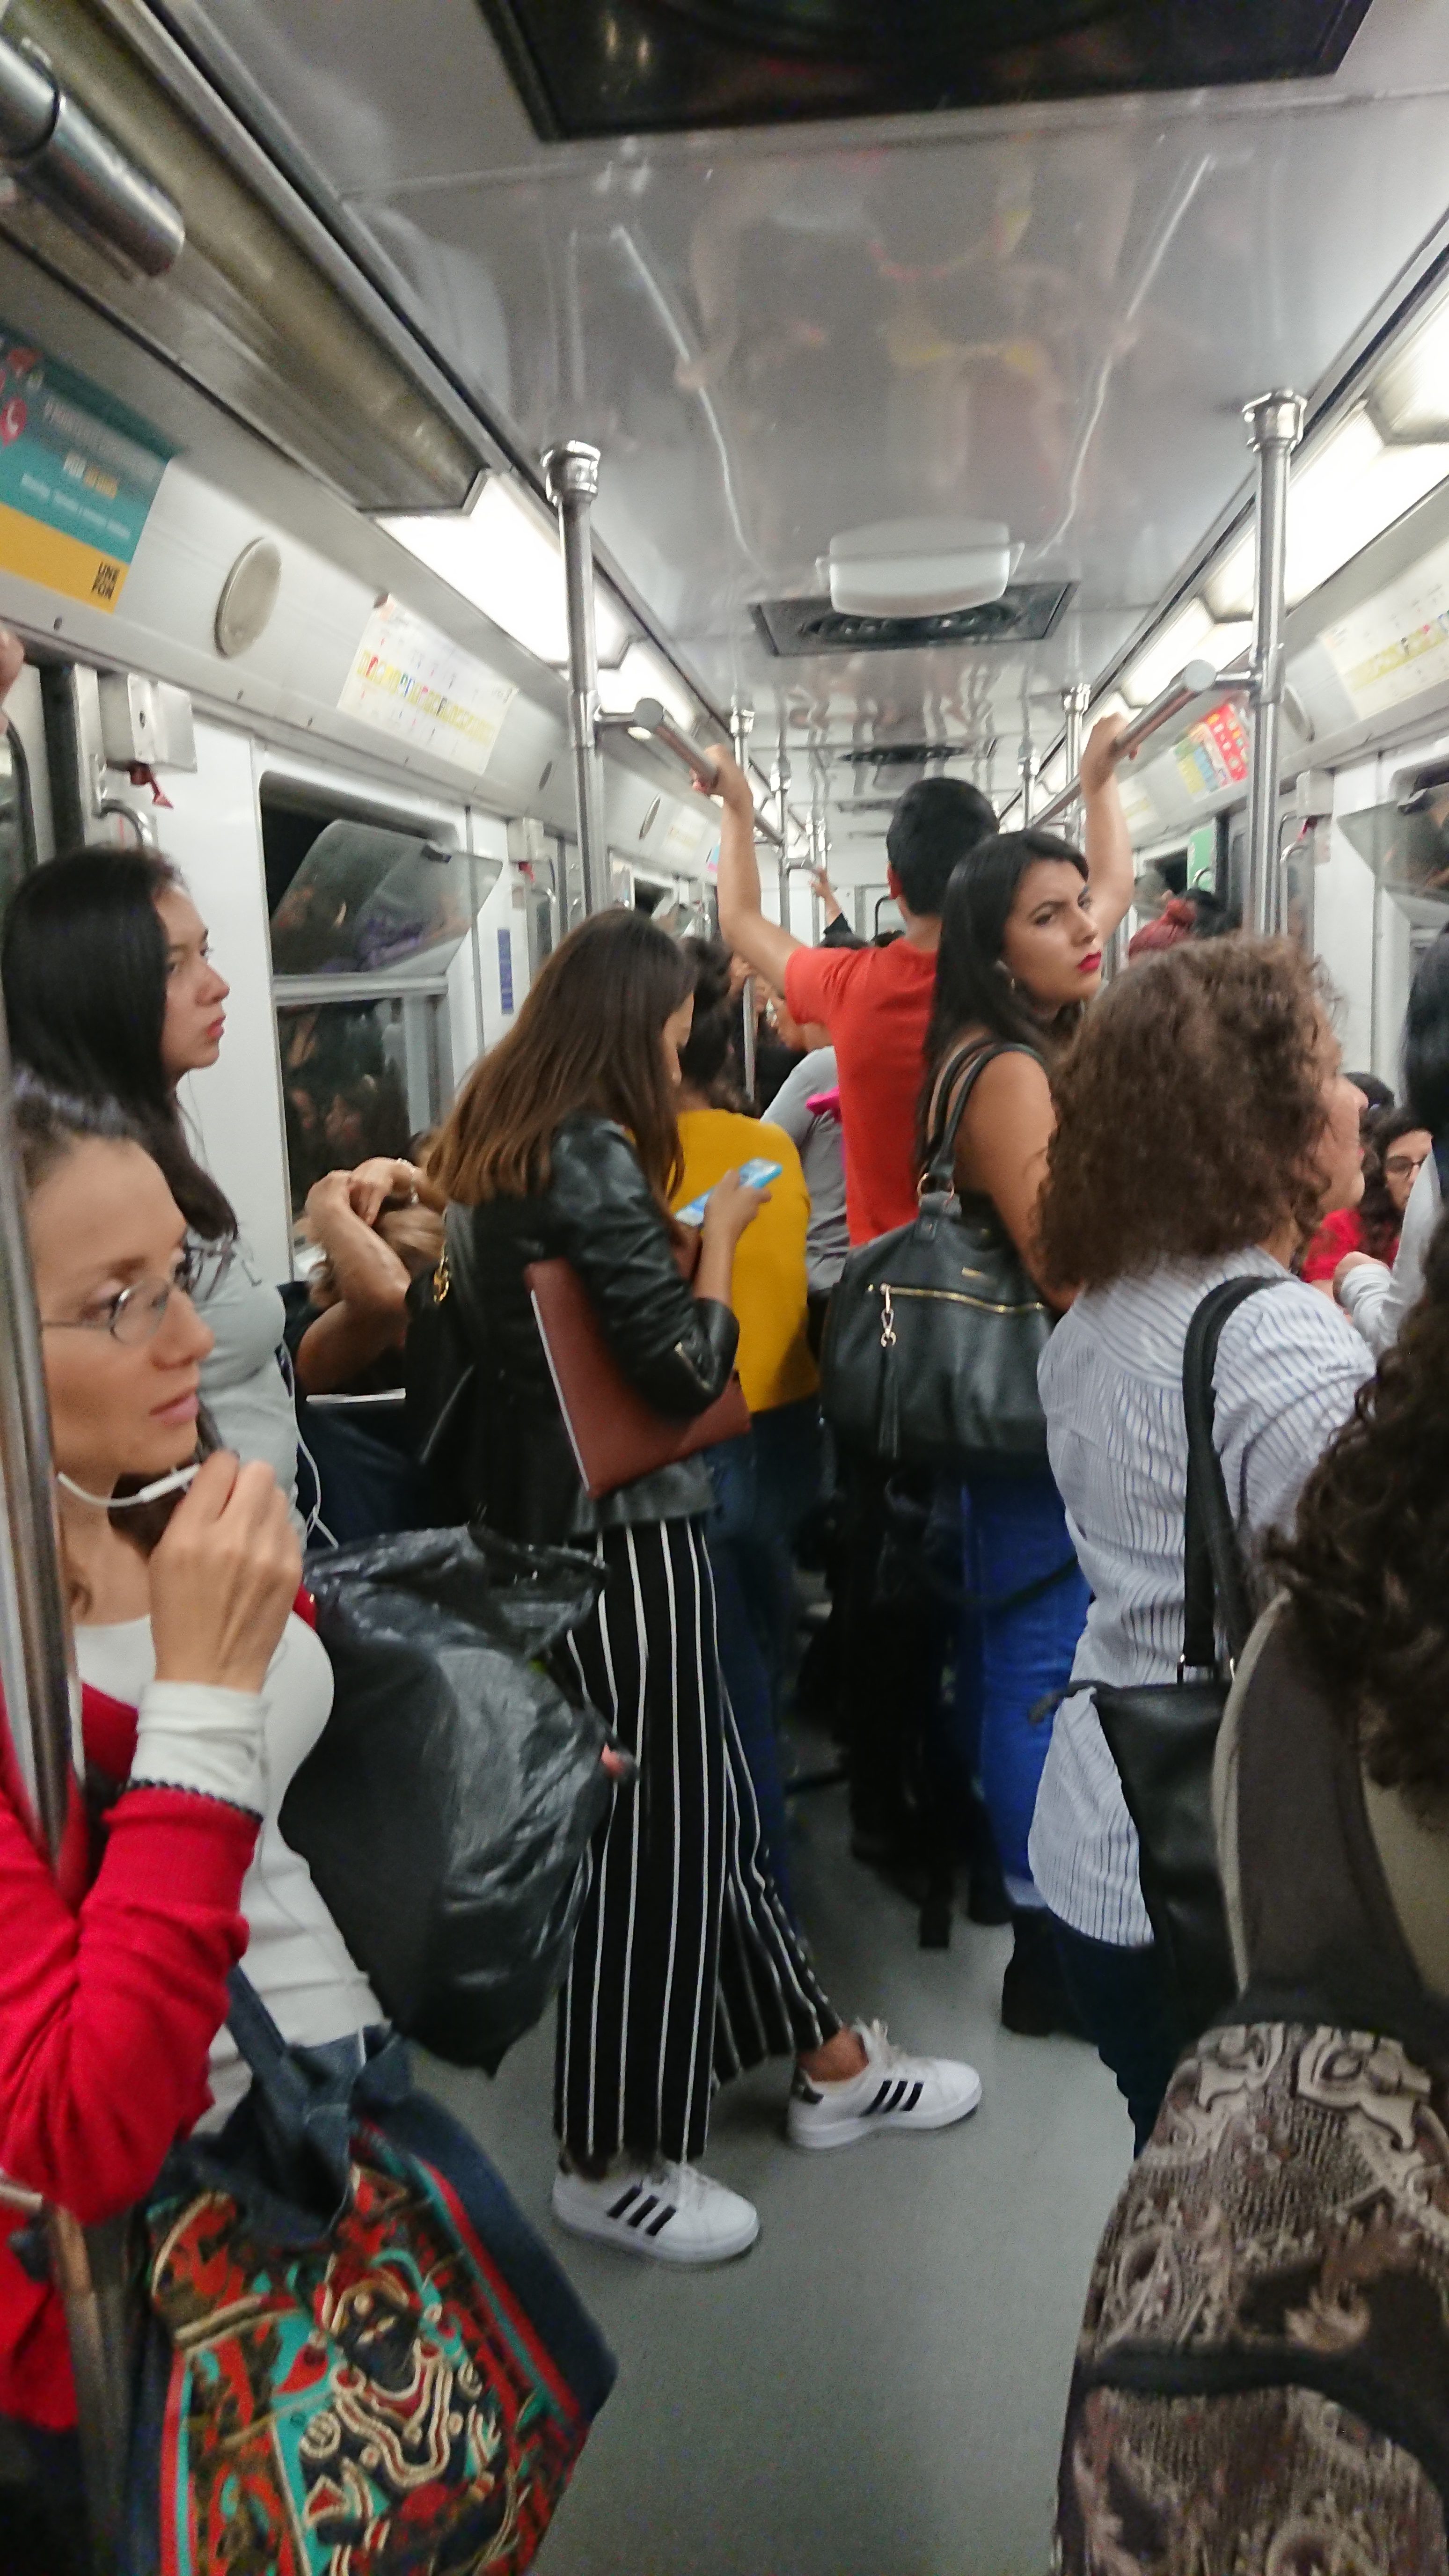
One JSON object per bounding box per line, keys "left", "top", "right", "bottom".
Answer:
{"left": 0, "top": 1078, "right": 374, "bottom": 2563}
{"left": 1, "top": 845, "right": 302, "bottom": 1521}
{"left": 1302, "top": 1105, "right": 1432, "bottom": 1286}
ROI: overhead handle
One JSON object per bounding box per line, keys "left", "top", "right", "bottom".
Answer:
{"left": 1034, "top": 660, "right": 1245, "bottom": 831}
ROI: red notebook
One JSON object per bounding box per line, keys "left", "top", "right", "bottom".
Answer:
{"left": 525, "top": 1257, "right": 750, "bottom": 1500}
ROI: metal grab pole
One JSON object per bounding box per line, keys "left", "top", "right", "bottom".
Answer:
{"left": 0, "top": 990, "right": 132, "bottom": 2564}
{"left": 542, "top": 442, "right": 609, "bottom": 916}
{"left": 1018, "top": 737, "right": 1036, "bottom": 827}
{"left": 1060, "top": 682, "right": 1090, "bottom": 838}
{"left": 772, "top": 753, "right": 791, "bottom": 937}
{"left": 1244, "top": 392, "right": 1305, "bottom": 936}
{"left": 1034, "top": 659, "right": 1229, "bottom": 830}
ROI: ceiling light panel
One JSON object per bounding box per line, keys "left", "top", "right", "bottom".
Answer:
{"left": 1372, "top": 298, "right": 1449, "bottom": 444}
{"left": 1121, "top": 597, "right": 1251, "bottom": 707}
{"left": 380, "top": 478, "right": 630, "bottom": 669}
{"left": 597, "top": 641, "right": 698, "bottom": 732}
{"left": 1205, "top": 408, "right": 1449, "bottom": 620}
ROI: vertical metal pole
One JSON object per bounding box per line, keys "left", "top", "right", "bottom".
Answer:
{"left": 0, "top": 986, "right": 132, "bottom": 2566}
{"left": 770, "top": 748, "right": 791, "bottom": 940}
{"left": 542, "top": 443, "right": 609, "bottom": 917}
{"left": 1018, "top": 736, "right": 1037, "bottom": 827}
{"left": 728, "top": 697, "right": 760, "bottom": 1090}
{"left": 1244, "top": 391, "right": 1305, "bottom": 936}
{"left": 1061, "top": 683, "right": 1090, "bottom": 839}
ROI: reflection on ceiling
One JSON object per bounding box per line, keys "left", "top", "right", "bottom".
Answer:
{"left": 163, "top": 0, "right": 1449, "bottom": 823}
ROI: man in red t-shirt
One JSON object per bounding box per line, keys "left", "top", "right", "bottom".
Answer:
{"left": 713, "top": 735, "right": 1131, "bottom": 1246}
{"left": 712, "top": 757, "right": 996, "bottom": 1243}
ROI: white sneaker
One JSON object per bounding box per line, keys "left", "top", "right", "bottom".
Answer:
{"left": 551, "top": 2158, "right": 760, "bottom": 2265}
{"left": 787, "top": 2020, "right": 983, "bottom": 2151}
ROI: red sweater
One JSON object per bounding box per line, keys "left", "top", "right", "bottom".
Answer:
{"left": 0, "top": 1682, "right": 257, "bottom": 2430}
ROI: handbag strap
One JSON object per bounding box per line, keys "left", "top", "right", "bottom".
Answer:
{"left": 1180, "top": 1276, "right": 1281, "bottom": 1676}
{"left": 226, "top": 1964, "right": 317, "bottom": 2123}
{"left": 923, "top": 1040, "right": 1044, "bottom": 1194}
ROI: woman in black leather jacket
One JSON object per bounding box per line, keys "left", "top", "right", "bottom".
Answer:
{"left": 426, "top": 912, "right": 980, "bottom": 2267}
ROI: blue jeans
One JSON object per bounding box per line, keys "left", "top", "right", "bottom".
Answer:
{"left": 705, "top": 1399, "right": 823, "bottom": 1919}
{"left": 949, "top": 1468, "right": 1089, "bottom": 1908}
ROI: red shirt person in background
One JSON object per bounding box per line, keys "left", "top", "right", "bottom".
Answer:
{"left": 710, "top": 730, "right": 1135, "bottom": 1246}
{"left": 1303, "top": 1105, "right": 1431, "bottom": 1287}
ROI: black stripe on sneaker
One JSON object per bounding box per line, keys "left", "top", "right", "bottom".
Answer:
{"left": 866, "top": 2081, "right": 894, "bottom": 2114}
{"left": 902, "top": 2080, "right": 923, "bottom": 2113}
{"left": 629, "top": 2194, "right": 659, "bottom": 2228}
{"left": 607, "top": 2183, "right": 642, "bottom": 2219}
{"left": 646, "top": 2205, "right": 675, "bottom": 2236}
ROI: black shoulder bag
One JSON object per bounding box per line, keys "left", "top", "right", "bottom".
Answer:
{"left": 1092, "top": 1276, "right": 1279, "bottom": 2056}
{"left": 820, "top": 1040, "right": 1054, "bottom": 1471}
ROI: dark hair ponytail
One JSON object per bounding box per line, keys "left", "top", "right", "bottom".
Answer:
{"left": 1, "top": 846, "right": 236, "bottom": 1243}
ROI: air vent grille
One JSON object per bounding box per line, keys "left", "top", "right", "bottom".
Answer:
{"left": 752, "top": 584, "right": 1074, "bottom": 657}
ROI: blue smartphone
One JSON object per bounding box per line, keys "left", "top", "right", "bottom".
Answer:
{"left": 677, "top": 1157, "right": 781, "bottom": 1227}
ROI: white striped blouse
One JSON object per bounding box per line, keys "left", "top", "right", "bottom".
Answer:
{"left": 1027, "top": 1249, "right": 1374, "bottom": 1948}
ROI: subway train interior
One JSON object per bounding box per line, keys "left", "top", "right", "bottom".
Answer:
{"left": 3, "top": 2, "right": 1449, "bottom": 2571}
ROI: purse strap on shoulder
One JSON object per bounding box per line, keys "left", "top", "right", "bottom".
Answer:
{"left": 1180, "top": 1276, "right": 1281, "bottom": 1675}
{"left": 923, "top": 1039, "right": 1043, "bottom": 1194}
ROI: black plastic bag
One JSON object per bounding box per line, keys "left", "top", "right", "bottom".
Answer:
{"left": 280, "top": 1522, "right": 612, "bottom": 2071}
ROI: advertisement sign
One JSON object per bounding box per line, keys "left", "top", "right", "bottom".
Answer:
{"left": 0, "top": 326, "right": 171, "bottom": 611}
{"left": 339, "top": 596, "right": 518, "bottom": 777}
{"left": 1321, "top": 535, "right": 1449, "bottom": 721}
{"left": 1172, "top": 697, "right": 1250, "bottom": 800}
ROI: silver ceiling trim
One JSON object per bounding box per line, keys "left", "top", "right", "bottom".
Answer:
{"left": 55, "top": 0, "right": 511, "bottom": 479}
{"left": 118, "top": 0, "right": 733, "bottom": 739}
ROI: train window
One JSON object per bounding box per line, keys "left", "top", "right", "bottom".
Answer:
{"left": 276, "top": 989, "right": 450, "bottom": 1216}
{"left": 261, "top": 781, "right": 498, "bottom": 1227}
{"left": 0, "top": 722, "right": 37, "bottom": 911}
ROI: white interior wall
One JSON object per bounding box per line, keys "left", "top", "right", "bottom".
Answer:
{"left": 1316, "top": 759, "right": 1379, "bottom": 1074}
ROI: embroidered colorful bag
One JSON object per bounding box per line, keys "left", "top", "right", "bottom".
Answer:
{"left": 124, "top": 1973, "right": 614, "bottom": 2575}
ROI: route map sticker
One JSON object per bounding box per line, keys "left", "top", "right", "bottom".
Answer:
{"left": 0, "top": 327, "right": 171, "bottom": 611}
{"left": 339, "top": 595, "right": 518, "bottom": 778}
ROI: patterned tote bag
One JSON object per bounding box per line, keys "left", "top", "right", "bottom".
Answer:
{"left": 124, "top": 1971, "right": 614, "bottom": 2575}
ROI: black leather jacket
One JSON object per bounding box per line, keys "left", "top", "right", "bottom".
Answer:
{"left": 436, "top": 1112, "right": 739, "bottom": 1544}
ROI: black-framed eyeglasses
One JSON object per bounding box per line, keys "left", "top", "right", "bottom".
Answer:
{"left": 1385, "top": 1152, "right": 1430, "bottom": 1178}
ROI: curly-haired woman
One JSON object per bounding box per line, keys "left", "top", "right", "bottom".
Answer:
{"left": 1055, "top": 1212, "right": 1449, "bottom": 2571}
{"left": 1029, "top": 938, "right": 1374, "bottom": 2144}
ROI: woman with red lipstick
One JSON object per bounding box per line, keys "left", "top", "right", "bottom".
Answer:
{"left": 1, "top": 849, "right": 303, "bottom": 1523}
{"left": 919, "top": 823, "right": 1119, "bottom": 2038}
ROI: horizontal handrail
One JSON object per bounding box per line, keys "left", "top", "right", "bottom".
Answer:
{"left": 597, "top": 699, "right": 786, "bottom": 849}
{"left": 1034, "top": 660, "right": 1244, "bottom": 830}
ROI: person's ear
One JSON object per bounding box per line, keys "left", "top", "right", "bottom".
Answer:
{"left": 886, "top": 862, "right": 908, "bottom": 917}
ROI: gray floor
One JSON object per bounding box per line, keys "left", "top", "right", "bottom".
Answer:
{"left": 423, "top": 1765, "right": 1131, "bottom": 2576}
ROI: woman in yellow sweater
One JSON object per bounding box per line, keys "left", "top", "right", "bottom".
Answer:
{"left": 674, "top": 938, "right": 821, "bottom": 1914}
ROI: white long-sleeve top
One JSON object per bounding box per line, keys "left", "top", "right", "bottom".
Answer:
{"left": 76, "top": 1609, "right": 378, "bottom": 2121}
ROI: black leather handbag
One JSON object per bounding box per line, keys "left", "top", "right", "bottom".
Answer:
{"left": 1092, "top": 1276, "right": 1280, "bottom": 2054}
{"left": 820, "top": 1041, "right": 1053, "bottom": 1472}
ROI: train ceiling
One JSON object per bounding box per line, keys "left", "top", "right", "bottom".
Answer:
{"left": 112, "top": 0, "right": 1449, "bottom": 821}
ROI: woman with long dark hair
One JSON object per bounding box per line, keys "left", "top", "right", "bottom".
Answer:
{"left": 426, "top": 910, "right": 980, "bottom": 2267}
{"left": 1, "top": 848, "right": 300, "bottom": 1514}
{"left": 919, "top": 826, "right": 1102, "bottom": 2039}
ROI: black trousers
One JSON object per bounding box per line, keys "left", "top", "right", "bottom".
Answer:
{"left": 555, "top": 1516, "right": 838, "bottom": 2167}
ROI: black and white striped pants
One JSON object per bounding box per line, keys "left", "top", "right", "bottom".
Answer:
{"left": 555, "top": 1515, "right": 838, "bottom": 2167}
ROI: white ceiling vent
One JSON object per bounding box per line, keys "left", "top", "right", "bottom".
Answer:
{"left": 825, "top": 519, "right": 1019, "bottom": 617}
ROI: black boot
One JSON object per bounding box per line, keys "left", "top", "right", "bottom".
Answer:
{"left": 1000, "top": 1909, "right": 1083, "bottom": 2038}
